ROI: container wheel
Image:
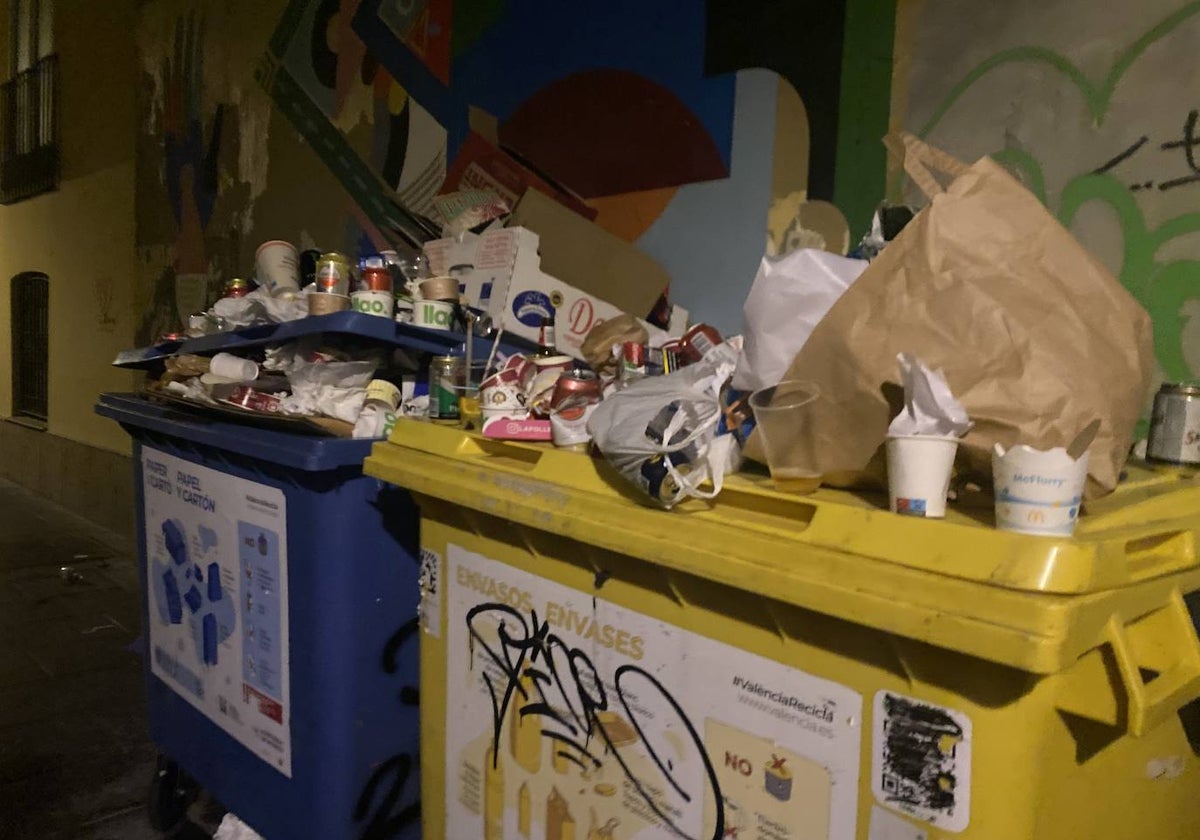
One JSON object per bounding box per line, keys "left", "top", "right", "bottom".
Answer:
{"left": 148, "top": 754, "right": 199, "bottom": 833}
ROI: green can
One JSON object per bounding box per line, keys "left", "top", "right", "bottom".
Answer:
{"left": 428, "top": 355, "right": 464, "bottom": 422}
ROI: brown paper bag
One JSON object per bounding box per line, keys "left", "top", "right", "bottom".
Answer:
{"left": 744, "top": 133, "right": 1154, "bottom": 498}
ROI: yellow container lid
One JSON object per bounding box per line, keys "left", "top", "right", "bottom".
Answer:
{"left": 364, "top": 419, "right": 1200, "bottom": 675}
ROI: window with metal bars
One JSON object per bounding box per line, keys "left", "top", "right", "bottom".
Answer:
{"left": 2, "top": 0, "right": 57, "bottom": 204}
{"left": 11, "top": 271, "right": 48, "bottom": 421}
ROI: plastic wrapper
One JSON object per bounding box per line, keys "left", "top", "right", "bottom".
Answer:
{"left": 588, "top": 341, "right": 742, "bottom": 509}
{"left": 211, "top": 285, "right": 309, "bottom": 327}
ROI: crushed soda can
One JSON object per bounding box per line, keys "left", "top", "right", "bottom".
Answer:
{"left": 221, "top": 386, "right": 282, "bottom": 414}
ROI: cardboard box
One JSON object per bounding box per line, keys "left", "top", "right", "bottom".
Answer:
{"left": 440, "top": 132, "right": 597, "bottom": 221}
{"left": 424, "top": 227, "right": 663, "bottom": 360}
{"left": 507, "top": 188, "right": 670, "bottom": 321}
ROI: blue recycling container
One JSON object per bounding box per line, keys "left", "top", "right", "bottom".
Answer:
{"left": 96, "top": 393, "right": 421, "bottom": 840}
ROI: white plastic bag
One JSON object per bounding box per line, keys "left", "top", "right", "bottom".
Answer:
{"left": 588, "top": 342, "right": 741, "bottom": 509}
{"left": 213, "top": 813, "right": 266, "bottom": 840}
{"left": 732, "top": 248, "right": 867, "bottom": 392}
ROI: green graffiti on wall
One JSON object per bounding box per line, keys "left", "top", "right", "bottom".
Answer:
{"left": 915, "top": 2, "right": 1200, "bottom": 382}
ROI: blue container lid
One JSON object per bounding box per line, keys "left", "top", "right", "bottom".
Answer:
{"left": 95, "top": 393, "right": 378, "bottom": 472}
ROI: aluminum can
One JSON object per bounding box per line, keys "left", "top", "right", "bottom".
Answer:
{"left": 428, "top": 355, "right": 464, "bottom": 422}
{"left": 316, "top": 252, "right": 352, "bottom": 295}
{"left": 619, "top": 342, "right": 647, "bottom": 384}
{"left": 223, "top": 278, "right": 249, "bottom": 298}
{"left": 550, "top": 370, "right": 602, "bottom": 411}
{"left": 1148, "top": 382, "right": 1200, "bottom": 465}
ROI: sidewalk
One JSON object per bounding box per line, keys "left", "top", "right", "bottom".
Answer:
{"left": 0, "top": 478, "right": 218, "bottom": 839}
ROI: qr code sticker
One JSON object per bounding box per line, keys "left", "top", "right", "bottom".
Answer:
{"left": 872, "top": 690, "right": 971, "bottom": 833}
{"left": 418, "top": 547, "right": 442, "bottom": 637}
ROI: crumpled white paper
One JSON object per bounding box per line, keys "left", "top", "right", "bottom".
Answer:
{"left": 279, "top": 359, "right": 377, "bottom": 424}
{"left": 213, "top": 813, "right": 266, "bottom": 840}
{"left": 733, "top": 248, "right": 868, "bottom": 392}
{"left": 164, "top": 378, "right": 218, "bottom": 405}
{"left": 887, "top": 352, "right": 973, "bottom": 437}
{"left": 212, "top": 285, "right": 309, "bottom": 328}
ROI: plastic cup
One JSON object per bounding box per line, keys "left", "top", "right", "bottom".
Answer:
{"left": 209, "top": 352, "right": 258, "bottom": 382}
{"left": 885, "top": 434, "right": 959, "bottom": 518}
{"left": 992, "top": 444, "right": 1089, "bottom": 536}
{"left": 748, "top": 380, "right": 822, "bottom": 493}
{"left": 255, "top": 240, "right": 301, "bottom": 297}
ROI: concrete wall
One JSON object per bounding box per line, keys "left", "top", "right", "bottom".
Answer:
{"left": 893, "top": 0, "right": 1200, "bottom": 390}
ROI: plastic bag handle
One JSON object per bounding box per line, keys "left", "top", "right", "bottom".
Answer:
{"left": 1105, "top": 591, "right": 1200, "bottom": 737}
{"left": 883, "top": 132, "right": 970, "bottom": 200}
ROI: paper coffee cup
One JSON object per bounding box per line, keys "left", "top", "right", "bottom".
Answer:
{"left": 308, "top": 292, "right": 351, "bottom": 316}
{"left": 414, "top": 299, "right": 455, "bottom": 330}
{"left": 209, "top": 352, "right": 259, "bottom": 382}
{"left": 886, "top": 434, "right": 959, "bottom": 518}
{"left": 255, "top": 240, "right": 301, "bottom": 297}
{"left": 419, "top": 275, "right": 459, "bottom": 301}
{"left": 352, "top": 290, "right": 394, "bottom": 318}
{"left": 992, "top": 444, "right": 1089, "bottom": 536}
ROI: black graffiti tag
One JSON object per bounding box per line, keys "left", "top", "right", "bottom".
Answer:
{"left": 465, "top": 603, "right": 725, "bottom": 840}
{"left": 354, "top": 616, "right": 421, "bottom": 840}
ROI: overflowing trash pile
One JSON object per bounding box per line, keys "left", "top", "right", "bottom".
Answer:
{"left": 126, "top": 132, "right": 1182, "bottom": 537}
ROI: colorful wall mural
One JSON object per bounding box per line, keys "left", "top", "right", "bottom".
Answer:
{"left": 255, "top": 0, "right": 886, "bottom": 334}
{"left": 896, "top": 0, "right": 1200, "bottom": 390}
{"left": 136, "top": 1, "right": 896, "bottom": 337}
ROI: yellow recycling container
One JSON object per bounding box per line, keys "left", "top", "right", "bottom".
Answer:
{"left": 364, "top": 419, "right": 1200, "bottom": 840}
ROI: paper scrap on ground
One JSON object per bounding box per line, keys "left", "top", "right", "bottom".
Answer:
{"left": 887, "top": 353, "right": 972, "bottom": 437}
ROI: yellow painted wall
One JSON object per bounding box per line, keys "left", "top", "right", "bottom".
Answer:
{"left": 0, "top": 0, "right": 139, "bottom": 454}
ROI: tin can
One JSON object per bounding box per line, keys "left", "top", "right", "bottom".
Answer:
{"left": 1148, "top": 382, "right": 1200, "bottom": 464}
{"left": 619, "top": 342, "right": 647, "bottom": 384}
{"left": 550, "top": 370, "right": 602, "bottom": 411}
{"left": 223, "top": 278, "right": 249, "bottom": 299}
{"left": 316, "top": 251, "right": 352, "bottom": 295}
{"left": 428, "top": 355, "right": 464, "bottom": 422}
{"left": 678, "top": 323, "right": 723, "bottom": 364}
{"left": 361, "top": 266, "right": 392, "bottom": 292}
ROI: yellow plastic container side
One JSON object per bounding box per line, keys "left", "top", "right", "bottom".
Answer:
{"left": 365, "top": 419, "right": 1200, "bottom": 840}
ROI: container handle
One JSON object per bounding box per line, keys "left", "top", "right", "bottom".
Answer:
{"left": 1106, "top": 591, "right": 1200, "bottom": 737}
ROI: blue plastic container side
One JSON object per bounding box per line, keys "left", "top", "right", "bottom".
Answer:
{"left": 96, "top": 394, "right": 421, "bottom": 840}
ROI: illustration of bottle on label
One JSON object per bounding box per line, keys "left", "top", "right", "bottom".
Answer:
{"left": 546, "top": 787, "right": 575, "bottom": 840}
{"left": 518, "top": 781, "right": 531, "bottom": 837}
{"left": 484, "top": 747, "right": 504, "bottom": 840}
{"left": 509, "top": 671, "right": 542, "bottom": 772}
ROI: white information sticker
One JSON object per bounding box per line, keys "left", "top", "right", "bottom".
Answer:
{"left": 872, "top": 690, "right": 971, "bottom": 832}
{"left": 141, "top": 447, "right": 291, "bottom": 776}
{"left": 444, "top": 543, "right": 863, "bottom": 840}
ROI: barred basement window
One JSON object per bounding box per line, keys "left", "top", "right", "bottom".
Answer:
{"left": 11, "top": 271, "right": 48, "bottom": 422}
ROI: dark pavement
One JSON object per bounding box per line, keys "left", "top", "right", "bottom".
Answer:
{"left": 0, "top": 477, "right": 222, "bottom": 839}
